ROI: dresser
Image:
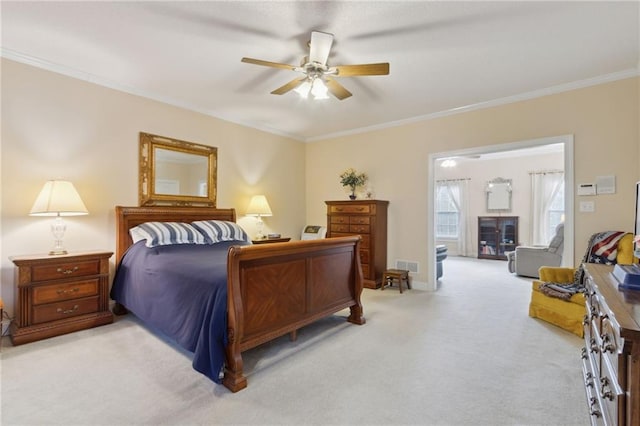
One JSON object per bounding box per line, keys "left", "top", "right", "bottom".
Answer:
{"left": 582, "top": 264, "right": 640, "bottom": 426}
{"left": 326, "top": 200, "right": 388, "bottom": 289}
{"left": 10, "top": 251, "right": 114, "bottom": 345}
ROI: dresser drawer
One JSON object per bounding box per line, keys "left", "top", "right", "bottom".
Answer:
{"left": 329, "top": 204, "right": 372, "bottom": 214}
{"left": 33, "top": 279, "right": 99, "bottom": 305}
{"left": 32, "top": 296, "right": 100, "bottom": 324}
{"left": 599, "top": 357, "right": 624, "bottom": 426}
{"left": 600, "top": 316, "right": 622, "bottom": 373}
{"left": 361, "top": 264, "right": 370, "bottom": 279}
{"left": 31, "top": 259, "right": 102, "bottom": 282}
{"left": 331, "top": 223, "right": 350, "bottom": 233}
{"left": 331, "top": 232, "right": 370, "bottom": 248}
{"left": 330, "top": 215, "right": 350, "bottom": 224}
{"left": 350, "top": 224, "right": 370, "bottom": 234}
{"left": 350, "top": 216, "right": 370, "bottom": 225}
{"left": 359, "top": 249, "right": 370, "bottom": 265}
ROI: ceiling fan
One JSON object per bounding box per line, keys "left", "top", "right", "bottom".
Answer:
{"left": 241, "top": 31, "right": 389, "bottom": 100}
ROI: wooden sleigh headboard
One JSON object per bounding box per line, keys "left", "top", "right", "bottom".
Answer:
{"left": 115, "top": 205, "right": 236, "bottom": 266}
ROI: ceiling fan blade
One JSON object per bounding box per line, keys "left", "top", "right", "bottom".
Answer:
{"left": 309, "top": 31, "right": 334, "bottom": 65}
{"left": 271, "top": 78, "right": 307, "bottom": 95}
{"left": 241, "top": 57, "right": 297, "bottom": 71}
{"left": 325, "top": 78, "right": 352, "bottom": 100}
{"left": 334, "top": 63, "right": 390, "bottom": 77}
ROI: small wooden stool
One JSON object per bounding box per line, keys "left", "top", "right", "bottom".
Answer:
{"left": 382, "top": 269, "right": 411, "bottom": 293}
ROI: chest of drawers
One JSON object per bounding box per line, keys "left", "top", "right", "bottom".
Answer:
{"left": 326, "top": 200, "right": 388, "bottom": 289}
{"left": 10, "top": 251, "right": 114, "bottom": 345}
{"left": 582, "top": 264, "right": 640, "bottom": 426}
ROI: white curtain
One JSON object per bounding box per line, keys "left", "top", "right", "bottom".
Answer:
{"left": 442, "top": 179, "right": 472, "bottom": 256}
{"left": 529, "top": 171, "right": 564, "bottom": 245}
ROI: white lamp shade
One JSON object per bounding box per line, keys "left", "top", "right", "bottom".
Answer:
{"left": 246, "top": 195, "right": 272, "bottom": 217}
{"left": 30, "top": 180, "right": 89, "bottom": 216}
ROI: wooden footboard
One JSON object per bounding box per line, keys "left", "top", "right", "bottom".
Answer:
{"left": 223, "top": 236, "right": 365, "bottom": 392}
{"left": 114, "top": 206, "right": 365, "bottom": 392}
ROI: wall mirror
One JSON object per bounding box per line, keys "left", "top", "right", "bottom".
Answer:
{"left": 139, "top": 132, "right": 217, "bottom": 206}
{"left": 486, "top": 177, "right": 512, "bottom": 211}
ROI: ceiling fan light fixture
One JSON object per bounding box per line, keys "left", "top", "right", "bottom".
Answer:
{"left": 310, "top": 78, "right": 329, "bottom": 99}
{"left": 294, "top": 80, "right": 312, "bottom": 98}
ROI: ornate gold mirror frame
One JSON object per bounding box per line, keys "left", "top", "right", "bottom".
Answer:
{"left": 486, "top": 177, "right": 512, "bottom": 212}
{"left": 139, "top": 132, "right": 217, "bottom": 206}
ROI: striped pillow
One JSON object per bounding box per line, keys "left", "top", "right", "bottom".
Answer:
{"left": 191, "top": 220, "right": 249, "bottom": 244}
{"left": 130, "top": 222, "right": 206, "bottom": 247}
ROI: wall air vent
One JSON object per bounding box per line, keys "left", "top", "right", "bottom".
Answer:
{"left": 395, "top": 260, "right": 419, "bottom": 273}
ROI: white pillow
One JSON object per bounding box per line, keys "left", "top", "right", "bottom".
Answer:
{"left": 191, "top": 220, "right": 249, "bottom": 244}
{"left": 130, "top": 222, "right": 206, "bottom": 247}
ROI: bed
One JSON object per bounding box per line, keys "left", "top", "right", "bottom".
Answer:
{"left": 111, "top": 205, "right": 365, "bottom": 392}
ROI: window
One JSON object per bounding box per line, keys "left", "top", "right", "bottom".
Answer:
{"left": 548, "top": 182, "right": 565, "bottom": 241}
{"left": 436, "top": 185, "right": 459, "bottom": 238}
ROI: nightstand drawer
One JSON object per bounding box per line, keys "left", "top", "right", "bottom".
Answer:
{"left": 31, "top": 259, "right": 102, "bottom": 282}
{"left": 32, "top": 296, "right": 100, "bottom": 324}
{"left": 329, "top": 204, "right": 372, "bottom": 214}
{"left": 33, "top": 279, "right": 99, "bottom": 305}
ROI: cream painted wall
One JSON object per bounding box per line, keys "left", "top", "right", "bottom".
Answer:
{"left": 306, "top": 77, "right": 639, "bottom": 286}
{"left": 435, "top": 151, "right": 565, "bottom": 257}
{"left": 1, "top": 58, "right": 638, "bottom": 321}
{"left": 0, "top": 59, "right": 305, "bottom": 319}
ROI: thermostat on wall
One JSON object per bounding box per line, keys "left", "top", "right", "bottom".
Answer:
{"left": 578, "top": 183, "right": 596, "bottom": 196}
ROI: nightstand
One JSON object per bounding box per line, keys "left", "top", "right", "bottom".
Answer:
{"left": 251, "top": 237, "right": 291, "bottom": 244}
{"left": 10, "top": 251, "right": 113, "bottom": 345}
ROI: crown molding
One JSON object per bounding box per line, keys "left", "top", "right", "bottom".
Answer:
{"left": 306, "top": 68, "right": 639, "bottom": 142}
{"left": 2, "top": 48, "right": 637, "bottom": 144}
{"left": 0, "top": 48, "right": 304, "bottom": 142}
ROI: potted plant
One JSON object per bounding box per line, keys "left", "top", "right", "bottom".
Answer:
{"left": 339, "top": 168, "right": 368, "bottom": 200}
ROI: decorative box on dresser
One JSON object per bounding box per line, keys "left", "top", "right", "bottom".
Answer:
{"left": 326, "top": 200, "right": 388, "bottom": 289}
{"left": 582, "top": 264, "right": 640, "bottom": 426}
{"left": 10, "top": 251, "right": 114, "bottom": 345}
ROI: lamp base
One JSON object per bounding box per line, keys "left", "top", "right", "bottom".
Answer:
{"left": 49, "top": 217, "right": 68, "bottom": 255}
{"left": 49, "top": 248, "right": 68, "bottom": 256}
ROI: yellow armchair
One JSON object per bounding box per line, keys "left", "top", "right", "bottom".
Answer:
{"left": 529, "top": 233, "right": 634, "bottom": 337}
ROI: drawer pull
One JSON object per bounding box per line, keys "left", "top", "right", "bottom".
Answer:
{"left": 590, "top": 338, "right": 599, "bottom": 354}
{"left": 600, "top": 377, "right": 615, "bottom": 401}
{"left": 581, "top": 347, "right": 588, "bottom": 360}
{"left": 601, "top": 334, "right": 615, "bottom": 353}
{"left": 589, "top": 397, "right": 601, "bottom": 417}
{"left": 57, "top": 266, "right": 79, "bottom": 275}
{"left": 335, "top": 207, "right": 344, "bottom": 212}
{"left": 57, "top": 305, "right": 79, "bottom": 315}
{"left": 584, "top": 371, "right": 594, "bottom": 388}
{"left": 56, "top": 287, "right": 80, "bottom": 295}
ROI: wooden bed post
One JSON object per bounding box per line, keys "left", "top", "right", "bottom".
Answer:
{"left": 223, "top": 245, "right": 247, "bottom": 392}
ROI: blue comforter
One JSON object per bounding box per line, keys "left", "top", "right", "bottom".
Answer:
{"left": 110, "top": 240, "right": 249, "bottom": 383}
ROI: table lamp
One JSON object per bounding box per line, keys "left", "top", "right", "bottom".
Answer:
{"left": 246, "top": 195, "right": 272, "bottom": 240}
{"left": 29, "top": 180, "right": 89, "bottom": 255}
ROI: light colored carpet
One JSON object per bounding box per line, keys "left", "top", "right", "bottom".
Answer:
{"left": 0, "top": 256, "right": 589, "bottom": 425}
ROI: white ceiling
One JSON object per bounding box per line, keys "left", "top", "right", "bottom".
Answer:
{"left": 2, "top": 1, "right": 638, "bottom": 142}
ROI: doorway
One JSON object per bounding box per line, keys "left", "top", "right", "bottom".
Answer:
{"left": 427, "top": 135, "right": 574, "bottom": 291}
